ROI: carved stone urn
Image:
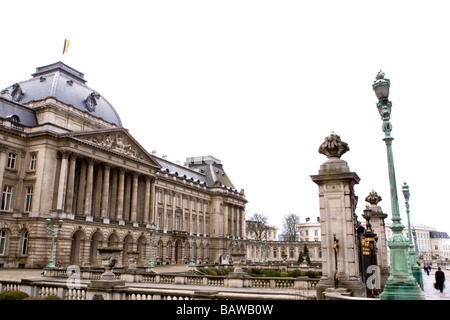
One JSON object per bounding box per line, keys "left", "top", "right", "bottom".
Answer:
{"left": 97, "top": 247, "right": 123, "bottom": 280}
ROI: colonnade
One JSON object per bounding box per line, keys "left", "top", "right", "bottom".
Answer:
{"left": 55, "top": 151, "right": 156, "bottom": 226}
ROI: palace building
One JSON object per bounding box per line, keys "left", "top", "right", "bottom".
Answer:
{"left": 0, "top": 62, "right": 247, "bottom": 268}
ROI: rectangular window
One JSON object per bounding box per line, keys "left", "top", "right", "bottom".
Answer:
{"left": 176, "top": 216, "right": 180, "bottom": 230}
{"left": 1, "top": 185, "right": 13, "bottom": 211}
{"left": 24, "top": 187, "right": 33, "bottom": 212}
{"left": 157, "top": 212, "right": 161, "bottom": 229}
{"left": 21, "top": 232, "right": 29, "bottom": 255}
{"left": 29, "top": 154, "right": 37, "bottom": 170}
{"left": 176, "top": 196, "right": 180, "bottom": 207}
{"left": 0, "top": 230, "right": 6, "bottom": 255}
{"left": 158, "top": 191, "right": 162, "bottom": 203}
{"left": 7, "top": 153, "right": 16, "bottom": 169}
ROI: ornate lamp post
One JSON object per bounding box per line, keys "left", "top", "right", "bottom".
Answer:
{"left": 44, "top": 218, "right": 63, "bottom": 270}
{"left": 145, "top": 223, "right": 155, "bottom": 270}
{"left": 402, "top": 182, "right": 424, "bottom": 290}
{"left": 372, "top": 71, "right": 425, "bottom": 300}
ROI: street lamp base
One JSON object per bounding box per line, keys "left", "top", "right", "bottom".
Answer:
{"left": 380, "top": 277, "right": 425, "bottom": 300}
{"left": 44, "top": 263, "right": 56, "bottom": 270}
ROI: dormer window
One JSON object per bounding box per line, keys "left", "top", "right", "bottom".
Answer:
{"left": 6, "top": 115, "right": 20, "bottom": 123}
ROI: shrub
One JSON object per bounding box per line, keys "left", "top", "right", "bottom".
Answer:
{"left": 214, "top": 268, "right": 224, "bottom": 276}
{"left": 280, "top": 272, "right": 289, "bottom": 278}
{"left": 289, "top": 269, "right": 302, "bottom": 277}
{"left": 43, "top": 295, "right": 62, "bottom": 300}
{"left": 209, "top": 270, "right": 217, "bottom": 276}
{"left": 263, "top": 269, "right": 280, "bottom": 277}
{"left": 0, "top": 290, "right": 29, "bottom": 300}
{"left": 306, "top": 270, "right": 318, "bottom": 278}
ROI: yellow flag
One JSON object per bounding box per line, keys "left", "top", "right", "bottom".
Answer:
{"left": 62, "top": 39, "right": 70, "bottom": 54}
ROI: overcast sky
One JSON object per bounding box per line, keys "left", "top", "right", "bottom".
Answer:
{"left": 2, "top": 0, "right": 450, "bottom": 234}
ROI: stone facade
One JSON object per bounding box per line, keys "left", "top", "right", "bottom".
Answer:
{"left": 0, "top": 62, "right": 247, "bottom": 269}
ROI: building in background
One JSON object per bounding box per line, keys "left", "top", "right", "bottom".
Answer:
{"left": 0, "top": 62, "right": 247, "bottom": 268}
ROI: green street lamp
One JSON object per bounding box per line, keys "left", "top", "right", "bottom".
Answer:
{"left": 402, "top": 182, "right": 424, "bottom": 290}
{"left": 145, "top": 223, "right": 155, "bottom": 270}
{"left": 373, "top": 71, "right": 425, "bottom": 300}
{"left": 44, "top": 218, "right": 63, "bottom": 271}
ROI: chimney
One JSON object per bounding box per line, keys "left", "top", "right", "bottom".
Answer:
{"left": 306, "top": 217, "right": 310, "bottom": 222}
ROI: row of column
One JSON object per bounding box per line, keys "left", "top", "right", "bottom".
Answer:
{"left": 156, "top": 189, "right": 209, "bottom": 235}
{"left": 56, "top": 151, "right": 156, "bottom": 225}
{"left": 224, "top": 204, "right": 245, "bottom": 238}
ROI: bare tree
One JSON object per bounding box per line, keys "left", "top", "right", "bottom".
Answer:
{"left": 247, "top": 213, "right": 268, "bottom": 241}
{"left": 281, "top": 213, "right": 300, "bottom": 241}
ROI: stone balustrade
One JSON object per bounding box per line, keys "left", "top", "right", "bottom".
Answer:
{"left": 0, "top": 268, "right": 320, "bottom": 300}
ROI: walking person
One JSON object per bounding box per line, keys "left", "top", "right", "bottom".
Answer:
{"left": 435, "top": 267, "right": 446, "bottom": 293}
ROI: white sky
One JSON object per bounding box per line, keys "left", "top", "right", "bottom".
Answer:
{"left": 2, "top": 0, "right": 450, "bottom": 234}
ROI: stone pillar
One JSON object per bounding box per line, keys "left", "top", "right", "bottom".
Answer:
{"left": 109, "top": 169, "right": 118, "bottom": 221}
{"left": 75, "top": 159, "right": 86, "bottom": 215}
{"left": 101, "top": 164, "right": 111, "bottom": 223}
{"left": 65, "top": 153, "right": 77, "bottom": 216}
{"left": 93, "top": 164, "right": 103, "bottom": 217}
{"left": 310, "top": 132, "right": 366, "bottom": 299}
{"left": 0, "top": 144, "right": 8, "bottom": 191}
{"left": 131, "top": 172, "right": 139, "bottom": 227}
{"left": 223, "top": 204, "right": 229, "bottom": 236}
{"left": 117, "top": 169, "right": 125, "bottom": 225}
{"left": 84, "top": 158, "right": 95, "bottom": 221}
{"left": 56, "top": 151, "right": 70, "bottom": 211}
{"left": 144, "top": 176, "right": 151, "bottom": 225}
{"left": 124, "top": 173, "right": 132, "bottom": 221}
{"left": 150, "top": 178, "right": 156, "bottom": 225}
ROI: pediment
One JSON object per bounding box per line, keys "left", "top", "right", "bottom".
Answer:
{"left": 65, "top": 129, "right": 161, "bottom": 168}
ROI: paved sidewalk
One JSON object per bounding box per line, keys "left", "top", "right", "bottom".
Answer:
{"left": 422, "top": 268, "right": 450, "bottom": 300}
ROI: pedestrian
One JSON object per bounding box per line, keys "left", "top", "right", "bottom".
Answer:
{"left": 425, "top": 264, "right": 430, "bottom": 276}
{"left": 435, "top": 267, "right": 446, "bottom": 293}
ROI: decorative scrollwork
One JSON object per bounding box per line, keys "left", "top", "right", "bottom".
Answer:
{"left": 84, "top": 92, "right": 100, "bottom": 112}
{"left": 10, "top": 83, "right": 25, "bottom": 102}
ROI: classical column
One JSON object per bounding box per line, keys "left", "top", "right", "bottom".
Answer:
{"left": 117, "top": 168, "right": 125, "bottom": 225}
{"left": 109, "top": 168, "right": 118, "bottom": 221}
{"left": 84, "top": 158, "right": 95, "bottom": 221}
{"left": 150, "top": 177, "right": 156, "bottom": 225}
{"left": 224, "top": 204, "right": 229, "bottom": 236}
{"left": 64, "top": 153, "right": 77, "bottom": 217}
{"left": 131, "top": 172, "right": 139, "bottom": 227}
{"left": 240, "top": 207, "right": 246, "bottom": 238}
{"left": 93, "top": 164, "right": 103, "bottom": 217}
{"left": 56, "top": 151, "right": 70, "bottom": 212}
{"left": 124, "top": 173, "right": 132, "bottom": 221}
{"left": 101, "top": 164, "right": 111, "bottom": 223}
{"left": 0, "top": 144, "right": 8, "bottom": 195}
{"left": 143, "top": 176, "right": 151, "bottom": 225}
{"left": 236, "top": 207, "right": 240, "bottom": 238}
{"left": 76, "top": 159, "right": 87, "bottom": 215}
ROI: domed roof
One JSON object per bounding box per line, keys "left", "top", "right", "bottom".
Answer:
{"left": 2, "top": 62, "right": 122, "bottom": 127}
